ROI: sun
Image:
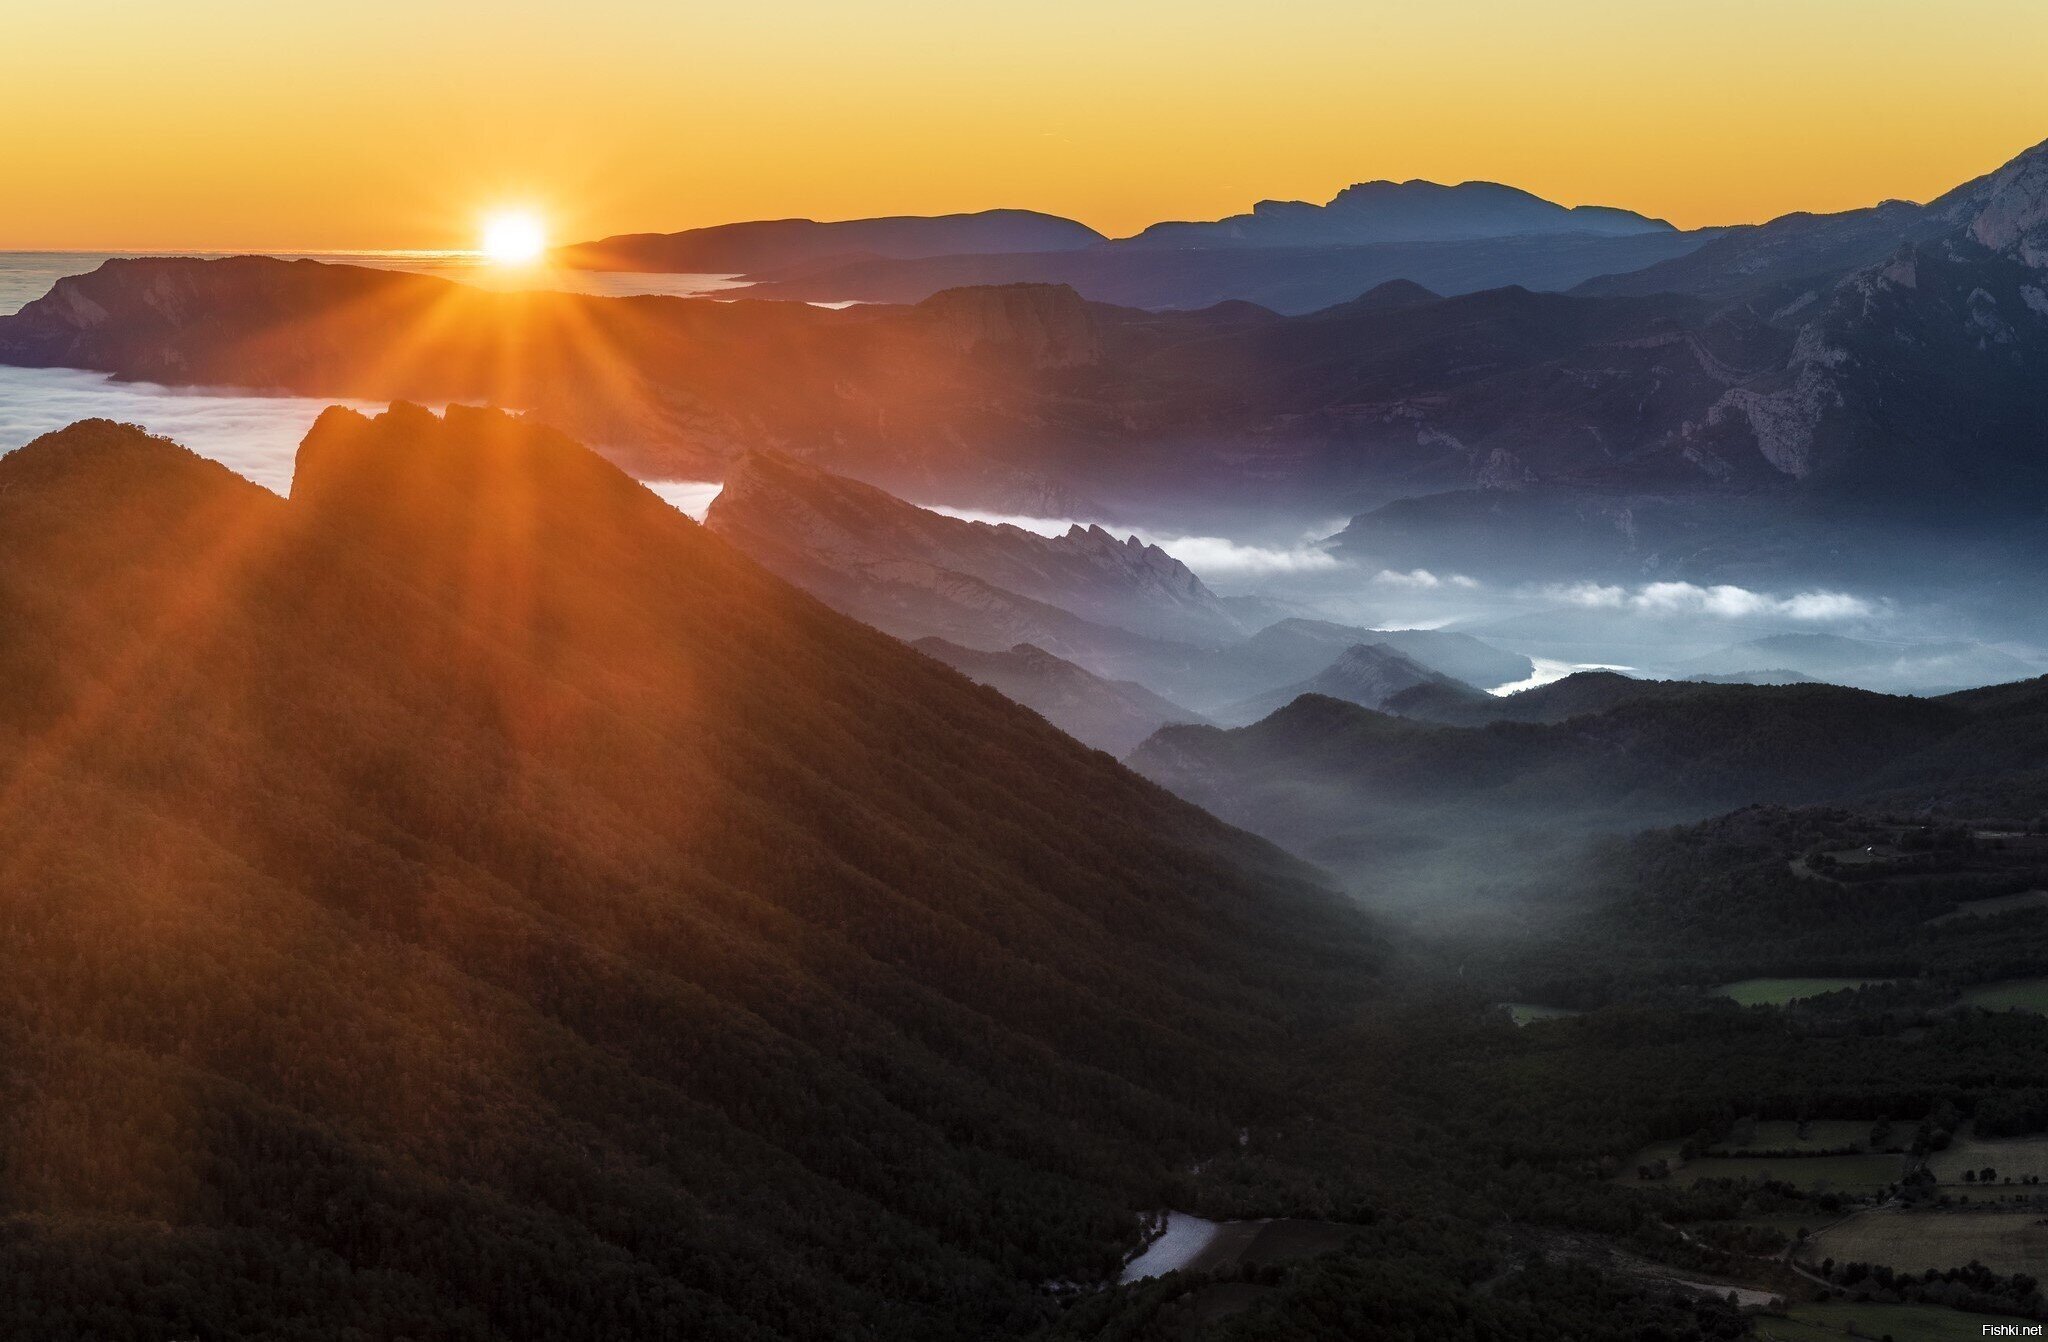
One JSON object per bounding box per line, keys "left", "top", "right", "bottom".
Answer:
{"left": 480, "top": 210, "right": 547, "bottom": 265}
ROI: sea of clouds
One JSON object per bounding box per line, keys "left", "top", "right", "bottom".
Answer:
{"left": 0, "top": 366, "right": 389, "bottom": 494}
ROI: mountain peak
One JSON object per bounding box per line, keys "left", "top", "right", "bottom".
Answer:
{"left": 1960, "top": 135, "right": 2048, "bottom": 258}
{"left": 0, "top": 419, "right": 269, "bottom": 564}
{"left": 293, "top": 401, "right": 659, "bottom": 522}
{"left": 0, "top": 417, "right": 215, "bottom": 489}
{"left": 1326, "top": 278, "right": 1444, "bottom": 314}
{"left": 1127, "top": 179, "right": 1673, "bottom": 250}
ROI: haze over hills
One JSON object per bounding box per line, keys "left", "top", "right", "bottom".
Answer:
{"left": 732, "top": 230, "right": 1711, "bottom": 313}
{"left": 700, "top": 452, "right": 1239, "bottom": 686}
{"left": 1128, "top": 678, "right": 2048, "bottom": 900}
{"left": 1685, "top": 633, "right": 2043, "bottom": 695}
{"left": 1211, "top": 643, "right": 1473, "bottom": 727}
{"left": 0, "top": 406, "right": 1383, "bottom": 1339}
{"left": 694, "top": 456, "right": 1542, "bottom": 732}
{"left": 912, "top": 638, "right": 1207, "bottom": 755}
{"left": 1384, "top": 669, "right": 1744, "bottom": 727}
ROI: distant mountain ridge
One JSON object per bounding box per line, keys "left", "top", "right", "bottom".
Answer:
{"left": 554, "top": 182, "right": 1695, "bottom": 313}
{"left": 1686, "top": 633, "right": 2041, "bottom": 693}
{"left": 556, "top": 208, "right": 1105, "bottom": 273}
{"left": 1123, "top": 179, "right": 1675, "bottom": 250}
{"left": 1213, "top": 643, "right": 1473, "bottom": 726}
{"left": 1129, "top": 679, "right": 2030, "bottom": 894}
{"left": 733, "top": 231, "right": 1713, "bottom": 313}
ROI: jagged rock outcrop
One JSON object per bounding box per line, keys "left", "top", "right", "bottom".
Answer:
{"left": 705, "top": 451, "right": 1242, "bottom": 649}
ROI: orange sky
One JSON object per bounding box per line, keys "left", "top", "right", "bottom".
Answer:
{"left": 3, "top": 0, "right": 2045, "bottom": 251}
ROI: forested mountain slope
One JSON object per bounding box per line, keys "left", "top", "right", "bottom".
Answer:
{"left": 0, "top": 407, "right": 1378, "bottom": 1340}
{"left": 1128, "top": 684, "right": 1983, "bottom": 897}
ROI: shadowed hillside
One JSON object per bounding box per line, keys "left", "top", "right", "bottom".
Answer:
{"left": 0, "top": 407, "right": 1379, "bottom": 1340}
{"left": 1128, "top": 684, "right": 1984, "bottom": 900}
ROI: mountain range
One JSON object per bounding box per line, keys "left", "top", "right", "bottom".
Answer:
{"left": 0, "top": 405, "right": 1378, "bottom": 1339}
{"left": 1121, "top": 179, "right": 1676, "bottom": 249}
{"left": 731, "top": 231, "right": 1711, "bottom": 314}
{"left": 5, "top": 138, "right": 2048, "bottom": 597}
{"left": 569, "top": 181, "right": 1703, "bottom": 313}
{"left": 697, "top": 457, "right": 1539, "bottom": 724}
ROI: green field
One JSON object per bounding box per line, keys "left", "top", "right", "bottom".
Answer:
{"left": 1717, "top": 978, "right": 1895, "bottom": 1006}
{"left": 1502, "top": 1002, "right": 1580, "bottom": 1026}
{"left": 1805, "top": 1207, "right": 2048, "bottom": 1276}
{"left": 1927, "top": 1129, "right": 2048, "bottom": 1186}
{"left": 1961, "top": 977, "right": 2048, "bottom": 1012}
{"left": 1757, "top": 1300, "right": 2040, "bottom": 1342}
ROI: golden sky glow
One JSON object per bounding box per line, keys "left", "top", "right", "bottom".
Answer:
{"left": 3, "top": 0, "right": 2046, "bottom": 250}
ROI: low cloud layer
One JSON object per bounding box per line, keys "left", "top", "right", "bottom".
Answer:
{"left": 0, "top": 365, "right": 387, "bottom": 495}
{"left": 645, "top": 480, "right": 723, "bottom": 520}
{"left": 1161, "top": 534, "right": 1341, "bottom": 575}
{"left": 1541, "top": 580, "right": 1879, "bottom": 621}
{"left": 1374, "top": 568, "right": 1480, "bottom": 590}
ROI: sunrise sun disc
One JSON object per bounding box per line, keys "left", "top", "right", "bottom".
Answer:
{"left": 480, "top": 211, "right": 546, "bottom": 264}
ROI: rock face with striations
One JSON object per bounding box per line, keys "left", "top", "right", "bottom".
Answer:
{"left": 705, "top": 450, "right": 1244, "bottom": 651}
